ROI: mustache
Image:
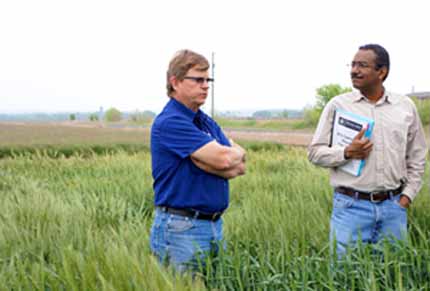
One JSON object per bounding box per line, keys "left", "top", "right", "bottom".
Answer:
{"left": 351, "top": 73, "right": 362, "bottom": 79}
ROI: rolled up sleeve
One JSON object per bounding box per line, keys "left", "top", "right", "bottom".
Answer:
{"left": 308, "top": 102, "right": 349, "bottom": 168}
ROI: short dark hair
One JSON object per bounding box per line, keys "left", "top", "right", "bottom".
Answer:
{"left": 359, "top": 44, "right": 390, "bottom": 81}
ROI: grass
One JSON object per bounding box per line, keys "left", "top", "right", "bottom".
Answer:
{"left": 0, "top": 143, "right": 429, "bottom": 290}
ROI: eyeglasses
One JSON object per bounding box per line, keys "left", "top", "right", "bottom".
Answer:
{"left": 183, "top": 76, "right": 214, "bottom": 84}
{"left": 348, "top": 61, "right": 379, "bottom": 70}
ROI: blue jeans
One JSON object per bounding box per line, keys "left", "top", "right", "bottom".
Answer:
{"left": 330, "top": 192, "right": 407, "bottom": 257}
{"left": 149, "top": 208, "right": 224, "bottom": 273}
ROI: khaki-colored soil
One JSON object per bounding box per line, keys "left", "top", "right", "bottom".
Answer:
{"left": 0, "top": 121, "right": 312, "bottom": 147}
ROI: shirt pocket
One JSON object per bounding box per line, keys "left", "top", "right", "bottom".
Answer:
{"left": 387, "top": 122, "right": 407, "bottom": 152}
{"left": 333, "top": 192, "right": 354, "bottom": 209}
{"left": 167, "top": 215, "right": 194, "bottom": 233}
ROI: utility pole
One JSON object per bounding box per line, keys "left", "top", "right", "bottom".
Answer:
{"left": 211, "top": 52, "right": 215, "bottom": 118}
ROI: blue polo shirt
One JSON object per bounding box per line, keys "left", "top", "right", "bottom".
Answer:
{"left": 151, "top": 98, "right": 231, "bottom": 213}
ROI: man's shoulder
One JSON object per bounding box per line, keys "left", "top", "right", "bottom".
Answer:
{"left": 153, "top": 100, "right": 191, "bottom": 127}
{"left": 387, "top": 91, "right": 412, "bottom": 104}
{"left": 325, "top": 91, "right": 358, "bottom": 108}
{"left": 334, "top": 91, "right": 357, "bottom": 101}
{"left": 152, "top": 110, "right": 168, "bottom": 130}
{"left": 153, "top": 111, "right": 190, "bottom": 131}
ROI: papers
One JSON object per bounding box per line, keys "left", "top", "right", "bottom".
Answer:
{"left": 330, "top": 109, "right": 374, "bottom": 176}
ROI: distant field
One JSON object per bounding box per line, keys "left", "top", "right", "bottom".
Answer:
{"left": 0, "top": 122, "right": 151, "bottom": 158}
{"left": 0, "top": 121, "right": 313, "bottom": 152}
{"left": 215, "top": 118, "right": 309, "bottom": 131}
{"left": 0, "top": 121, "right": 426, "bottom": 153}
{"left": 0, "top": 122, "right": 150, "bottom": 146}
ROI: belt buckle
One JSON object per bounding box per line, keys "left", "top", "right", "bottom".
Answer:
{"left": 212, "top": 212, "right": 221, "bottom": 221}
{"left": 369, "top": 191, "right": 381, "bottom": 203}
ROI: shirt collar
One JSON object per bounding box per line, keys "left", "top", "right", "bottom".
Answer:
{"left": 352, "top": 89, "right": 398, "bottom": 105}
{"left": 168, "top": 97, "right": 205, "bottom": 121}
{"left": 384, "top": 91, "right": 400, "bottom": 104}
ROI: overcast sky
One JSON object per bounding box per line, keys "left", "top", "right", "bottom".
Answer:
{"left": 0, "top": 0, "right": 429, "bottom": 114}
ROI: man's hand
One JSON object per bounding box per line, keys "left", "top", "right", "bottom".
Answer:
{"left": 399, "top": 195, "right": 411, "bottom": 208}
{"left": 344, "top": 127, "right": 373, "bottom": 159}
{"left": 230, "top": 138, "right": 246, "bottom": 162}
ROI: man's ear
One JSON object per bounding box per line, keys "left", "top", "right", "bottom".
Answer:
{"left": 378, "top": 67, "right": 388, "bottom": 81}
{"left": 169, "top": 75, "right": 179, "bottom": 91}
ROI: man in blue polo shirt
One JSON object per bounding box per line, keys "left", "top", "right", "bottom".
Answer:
{"left": 150, "top": 49, "right": 246, "bottom": 272}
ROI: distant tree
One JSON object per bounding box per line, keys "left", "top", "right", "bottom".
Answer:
{"left": 89, "top": 113, "right": 99, "bottom": 121}
{"left": 69, "top": 113, "right": 76, "bottom": 121}
{"left": 142, "top": 110, "right": 156, "bottom": 118}
{"left": 302, "top": 105, "right": 321, "bottom": 127}
{"left": 280, "top": 110, "right": 289, "bottom": 119}
{"left": 104, "top": 107, "right": 122, "bottom": 122}
{"left": 302, "top": 84, "right": 352, "bottom": 127}
{"left": 129, "top": 110, "right": 156, "bottom": 123}
{"left": 252, "top": 110, "right": 273, "bottom": 119}
{"left": 315, "top": 84, "right": 352, "bottom": 110}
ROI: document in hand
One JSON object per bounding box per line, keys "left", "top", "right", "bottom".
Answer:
{"left": 330, "top": 109, "right": 375, "bottom": 176}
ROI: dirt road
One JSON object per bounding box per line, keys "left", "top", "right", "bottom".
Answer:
{"left": 224, "top": 129, "right": 313, "bottom": 147}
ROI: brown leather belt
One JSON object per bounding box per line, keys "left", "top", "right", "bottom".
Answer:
{"left": 157, "top": 206, "right": 223, "bottom": 221}
{"left": 335, "top": 186, "right": 403, "bottom": 203}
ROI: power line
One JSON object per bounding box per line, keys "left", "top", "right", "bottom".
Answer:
{"left": 211, "top": 52, "right": 215, "bottom": 118}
